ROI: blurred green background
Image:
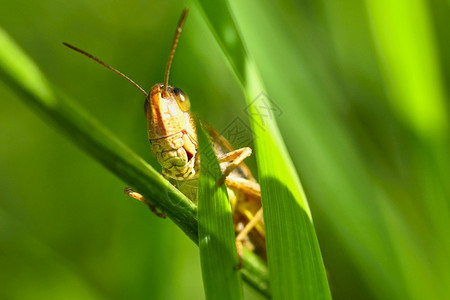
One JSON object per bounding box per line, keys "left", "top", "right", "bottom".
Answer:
{"left": 1, "top": 0, "right": 449, "bottom": 299}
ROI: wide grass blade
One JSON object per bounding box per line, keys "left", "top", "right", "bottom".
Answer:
{"left": 194, "top": 2, "right": 331, "bottom": 299}
{"left": 197, "top": 124, "right": 243, "bottom": 300}
{"left": 366, "top": 0, "right": 450, "bottom": 297}
{"left": 0, "top": 27, "right": 269, "bottom": 297}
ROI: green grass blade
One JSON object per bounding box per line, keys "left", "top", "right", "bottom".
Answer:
{"left": 197, "top": 124, "right": 243, "bottom": 300}
{"left": 194, "top": 2, "right": 331, "bottom": 299}
{"left": 0, "top": 27, "right": 197, "bottom": 241}
{"left": 0, "top": 27, "right": 269, "bottom": 297}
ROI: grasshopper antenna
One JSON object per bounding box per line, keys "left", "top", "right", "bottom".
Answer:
{"left": 62, "top": 42, "right": 148, "bottom": 98}
{"left": 163, "top": 8, "right": 188, "bottom": 96}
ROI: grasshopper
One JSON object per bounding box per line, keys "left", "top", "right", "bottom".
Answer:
{"left": 63, "top": 8, "right": 265, "bottom": 261}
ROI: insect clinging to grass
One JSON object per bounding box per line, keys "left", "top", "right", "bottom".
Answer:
{"left": 63, "top": 8, "right": 265, "bottom": 261}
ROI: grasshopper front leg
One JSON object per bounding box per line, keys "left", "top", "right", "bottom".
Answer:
{"left": 124, "top": 187, "right": 167, "bottom": 218}
{"left": 217, "top": 147, "right": 252, "bottom": 186}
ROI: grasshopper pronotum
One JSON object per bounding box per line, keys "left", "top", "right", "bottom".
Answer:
{"left": 63, "top": 8, "right": 265, "bottom": 261}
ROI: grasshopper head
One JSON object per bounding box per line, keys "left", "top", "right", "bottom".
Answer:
{"left": 145, "top": 83, "right": 196, "bottom": 141}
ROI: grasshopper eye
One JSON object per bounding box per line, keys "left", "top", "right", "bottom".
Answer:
{"left": 173, "top": 87, "right": 191, "bottom": 111}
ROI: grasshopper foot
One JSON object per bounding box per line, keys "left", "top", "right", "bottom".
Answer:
{"left": 124, "top": 187, "right": 166, "bottom": 218}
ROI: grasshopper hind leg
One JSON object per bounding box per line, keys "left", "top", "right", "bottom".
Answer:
{"left": 235, "top": 208, "right": 264, "bottom": 269}
{"left": 124, "top": 187, "right": 166, "bottom": 218}
{"left": 225, "top": 175, "right": 266, "bottom": 267}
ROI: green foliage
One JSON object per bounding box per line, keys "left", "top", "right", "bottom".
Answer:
{"left": 1, "top": 0, "right": 450, "bottom": 299}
